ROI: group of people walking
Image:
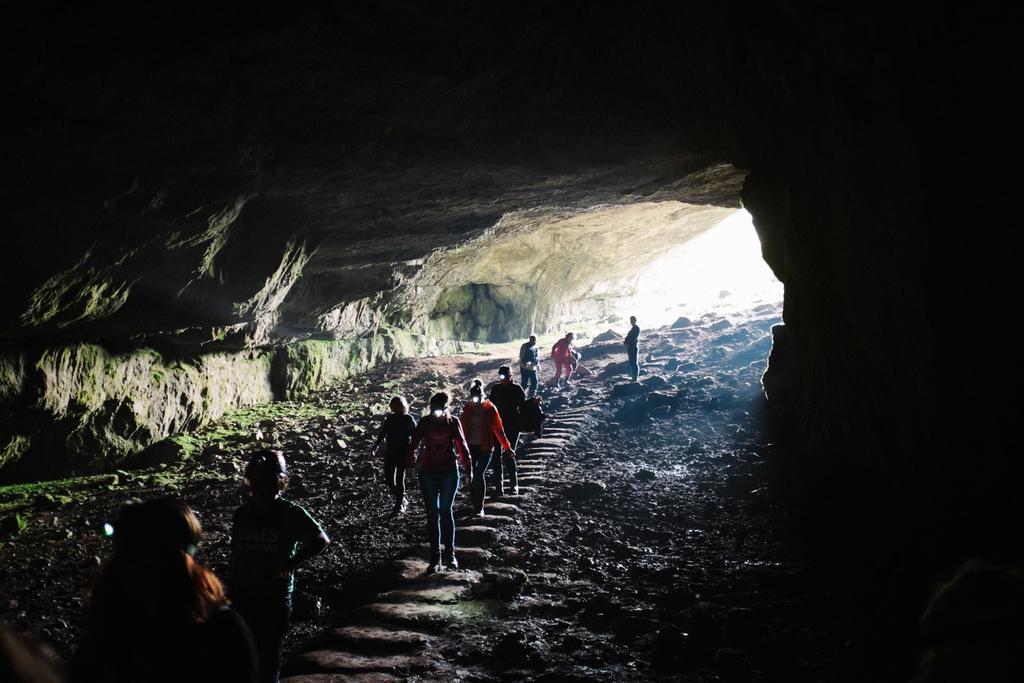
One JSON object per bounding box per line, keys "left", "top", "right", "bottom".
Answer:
{"left": 376, "top": 321, "right": 640, "bottom": 574}
{"left": 51, "top": 322, "right": 642, "bottom": 683}
{"left": 374, "top": 363, "right": 545, "bottom": 573}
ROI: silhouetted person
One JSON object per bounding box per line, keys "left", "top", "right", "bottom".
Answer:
{"left": 551, "top": 332, "right": 575, "bottom": 387}
{"left": 625, "top": 315, "right": 640, "bottom": 381}
{"left": 518, "top": 335, "right": 540, "bottom": 398}
{"left": 461, "top": 379, "right": 514, "bottom": 513}
{"left": 488, "top": 365, "right": 526, "bottom": 495}
{"left": 72, "top": 499, "right": 257, "bottom": 683}
{"left": 372, "top": 395, "right": 417, "bottom": 514}
{"left": 2, "top": 624, "right": 64, "bottom": 683}
{"left": 519, "top": 396, "right": 548, "bottom": 437}
{"left": 230, "top": 451, "right": 330, "bottom": 683}
{"left": 407, "top": 392, "right": 473, "bottom": 572}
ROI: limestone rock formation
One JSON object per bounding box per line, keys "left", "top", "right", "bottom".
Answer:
{"left": 1, "top": 2, "right": 1018, "bottom": 555}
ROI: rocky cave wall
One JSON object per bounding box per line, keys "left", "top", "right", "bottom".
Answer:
{"left": 2, "top": 2, "right": 1019, "bottom": 548}
{"left": 416, "top": 198, "right": 738, "bottom": 342}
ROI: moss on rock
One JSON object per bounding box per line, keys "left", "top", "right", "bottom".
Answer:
{"left": 0, "top": 351, "right": 27, "bottom": 408}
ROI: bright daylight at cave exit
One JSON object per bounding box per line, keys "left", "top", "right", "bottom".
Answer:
{"left": 618, "top": 209, "right": 783, "bottom": 329}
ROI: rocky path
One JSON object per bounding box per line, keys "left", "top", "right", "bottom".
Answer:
{"left": 3, "top": 305, "right": 868, "bottom": 680}
{"left": 282, "top": 406, "right": 600, "bottom": 682}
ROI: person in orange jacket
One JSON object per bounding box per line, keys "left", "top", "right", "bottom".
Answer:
{"left": 551, "top": 332, "right": 575, "bottom": 387}
{"left": 459, "top": 379, "right": 514, "bottom": 517}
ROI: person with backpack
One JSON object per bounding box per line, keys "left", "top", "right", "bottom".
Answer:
{"left": 519, "top": 396, "right": 548, "bottom": 437}
{"left": 488, "top": 366, "right": 526, "bottom": 496}
{"left": 518, "top": 334, "right": 540, "bottom": 398}
{"left": 229, "top": 451, "right": 330, "bottom": 683}
{"left": 460, "top": 379, "right": 515, "bottom": 512}
{"left": 372, "top": 395, "right": 418, "bottom": 514}
{"left": 551, "top": 332, "right": 576, "bottom": 387}
{"left": 407, "top": 392, "right": 473, "bottom": 572}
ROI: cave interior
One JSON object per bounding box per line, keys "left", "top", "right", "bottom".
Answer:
{"left": 1, "top": 3, "right": 1021, "bottom": 680}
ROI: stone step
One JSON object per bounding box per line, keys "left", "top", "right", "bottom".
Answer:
{"left": 285, "top": 649, "right": 430, "bottom": 676}
{"left": 456, "top": 514, "right": 516, "bottom": 527}
{"left": 531, "top": 438, "right": 572, "bottom": 448}
{"left": 314, "top": 625, "right": 434, "bottom": 654}
{"left": 412, "top": 544, "right": 494, "bottom": 568}
{"left": 455, "top": 525, "right": 499, "bottom": 546}
{"left": 353, "top": 599, "right": 496, "bottom": 630}
{"left": 386, "top": 558, "right": 481, "bottom": 584}
{"left": 485, "top": 483, "right": 536, "bottom": 493}
{"left": 354, "top": 602, "right": 458, "bottom": 629}
{"left": 484, "top": 501, "right": 524, "bottom": 517}
{"left": 516, "top": 476, "right": 545, "bottom": 486}
{"left": 282, "top": 672, "right": 401, "bottom": 683}
{"left": 378, "top": 584, "right": 470, "bottom": 604}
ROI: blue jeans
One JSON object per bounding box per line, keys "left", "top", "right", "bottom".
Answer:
{"left": 469, "top": 445, "right": 492, "bottom": 513}
{"left": 627, "top": 347, "right": 639, "bottom": 381}
{"left": 419, "top": 468, "right": 460, "bottom": 558}
{"left": 520, "top": 367, "right": 538, "bottom": 398}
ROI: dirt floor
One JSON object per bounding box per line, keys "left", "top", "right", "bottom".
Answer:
{"left": 1, "top": 305, "right": 887, "bottom": 681}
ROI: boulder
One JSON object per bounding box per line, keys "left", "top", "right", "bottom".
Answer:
{"left": 639, "top": 375, "right": 669, "bottom": 390}
{"left": 566, "top": 480, "right": 607, "bottom": 501}
{"left": 131, "top": 438, "right": 185, "bottom": 467}
{"left": 610, "top": 382, "right": 646, "bottom": 398}
{"left": 591, "top": 329, "right": 622, "bottom": 343}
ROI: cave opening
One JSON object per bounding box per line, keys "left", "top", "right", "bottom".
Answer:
{"left": 419, "top": 199, "right": 782, "bottom": 350}
{"left": 3, "top": 4, "right": 1021, "bottom": 681}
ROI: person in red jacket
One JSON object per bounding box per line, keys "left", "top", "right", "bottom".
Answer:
{"left": 551, "top": 332, "right": 575, "bottom": 386}
{"left": 406, "top": 392, "right": 473, "bottom": 572}
{"left": 460, "top": 379, "right": 514, "bottom": 516}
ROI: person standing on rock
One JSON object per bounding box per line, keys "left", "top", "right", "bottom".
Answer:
{"left": 372, "top": 395, "right": 418, "bottom": 514}
{"left": 230, "top": 451, "right": 330, "bottom": 683}
{"left": 519, "top": 334, "right": 540, "bottom": 398}
{"left": 488, "top": 365, "right": 526, "bottom": 496}
{"left": 460, "top": 379, "right": 514, "bottom": 514}
{"left": 551, "top": 332, "right": 576, "bottom": 387}
{"left": 407, "top": 392, "right": 473, "bottom": 572}
{"left": 625, "top": 315, "right": 641, "bottom": 382}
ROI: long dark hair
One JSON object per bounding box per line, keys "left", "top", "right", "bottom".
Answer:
{"left": 87, "top": 499, "right": 226, "bottom": 627}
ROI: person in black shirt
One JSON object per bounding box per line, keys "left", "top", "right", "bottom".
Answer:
{"left": 373, "top": 395, "right": 418, "bottom": 514}
{"left": 230, "top": 451, "right": 330, "bottom": 683}
{"left": 518, "top": 335, "right": 540, "bottom": 398}
{"left": 625, "top": 315, "right": 641, "bottom": 382}
{"left": 72, "top": 498, "right": 257, "bottom": 683}
{"left": 488, "top": 365, "right": 527, "bottom": 496}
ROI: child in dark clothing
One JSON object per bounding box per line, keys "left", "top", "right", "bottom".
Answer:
{"left": 372, "top": 395, "right": 418, "bottom": 514}
{"left": 230, "top": 451, "right": 330, "bottom": 683}
{"left": 519, "top": 397, "right": 548, "bottom": 437}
